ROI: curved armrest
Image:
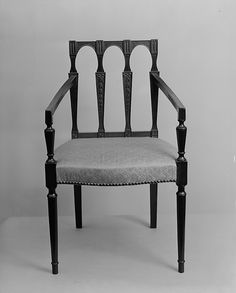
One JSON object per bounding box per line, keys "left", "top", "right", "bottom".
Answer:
{"left": 45, "top": 75, "right": 77, "bottom": 126}
{"left": 44, "top": 75, "right": 77, "bottom": 166}
{"left": 150, "top": 72, "right": 186, "bottom": 122}
{"left": 150, "top": 72, "right": 187, "bottom": 185}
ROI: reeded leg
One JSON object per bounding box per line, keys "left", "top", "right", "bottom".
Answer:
{"left": 177, "top": 186, "right": 186, "bottom": 273}
{"left": 150, "top": 183, "right": 158, "bottom": 228}
{"left": 74, "top": 184, "right": 82, "bottom": 229}
{"left": 47, "top": 191, "right": 58, "bottom": 274}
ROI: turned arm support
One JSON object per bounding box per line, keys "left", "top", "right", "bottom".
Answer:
{"left": 45, "top": 75, "right": 77, "bottom": 125}
{"left": 44, "top": 75, "right": 76, "bottom": 189}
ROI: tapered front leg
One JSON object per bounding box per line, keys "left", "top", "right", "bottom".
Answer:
{"left": 74, "top": 184, "right": 82, "bottom": 229}
{"left": 150, "top": 183, "right": 158, "bottom": 228}
{"left": 177, "top": 186, "right": 186, "bottom": 273}
{"left": 47, "top": 191, "right": 58, "bottom": 274}
{"left": 45, "top": 114, "right": 58, "bottom": 274}
{"left": 176, "top": 120, "right": 187, "bottom": 273}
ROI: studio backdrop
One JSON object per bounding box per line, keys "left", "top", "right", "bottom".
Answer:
{"left": 0, "top": 0, "right": 235, "bottom": 223}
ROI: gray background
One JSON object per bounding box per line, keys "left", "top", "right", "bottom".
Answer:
{"left": 0, "top": 0, "right": 235, "bottom": 223}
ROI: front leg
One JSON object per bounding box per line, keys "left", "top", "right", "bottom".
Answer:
{"left": 176, "top": 185, "right": 186, "bottom": 273}
{"left": 74, "top": 184, "right": 82, "bottom": 229}
{"left": 47, "top": 189, "right": 58, "bottom": 274}
{"left": 150, "top": 183, "right": 158, "bottom": 228}
{"left": 176, "top": 120, "right": 187, "bottom": 273}
{"left": 45, "top": 118, "right": 59, "bottom": 274}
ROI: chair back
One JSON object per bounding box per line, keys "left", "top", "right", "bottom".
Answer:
{"left": 69, "top": 39, "right": 159, "bottom": 138}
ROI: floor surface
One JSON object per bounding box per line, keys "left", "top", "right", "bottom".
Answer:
{"left": 0, "top": 213, "right": 235, "bottom": 293}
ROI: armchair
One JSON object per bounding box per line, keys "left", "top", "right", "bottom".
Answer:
{"left": 44, "top": 39, "right": 187, "bottom": 275}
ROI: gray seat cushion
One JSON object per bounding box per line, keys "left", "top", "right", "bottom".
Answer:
{"left": 55, "top": 137, "right": 177, "bottom": 186}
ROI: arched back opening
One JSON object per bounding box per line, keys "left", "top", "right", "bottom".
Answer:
{"left": 103, "top": 46, "right": 125, "bottom": 132}
{"left": 76, "top": 46, "right": 98, "bottom": 132}
{"left": 130, "top": 45, "right": 152, "bottom": 131}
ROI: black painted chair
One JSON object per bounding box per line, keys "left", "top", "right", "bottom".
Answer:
{"left": 44, "top": 39, "right": 187, "bottom": 275}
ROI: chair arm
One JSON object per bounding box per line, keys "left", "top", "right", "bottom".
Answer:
{"left": 150, "top": 72, "right": 187, "bottom": 185}
{"left": 44, "top": 75, "right": 77, "bottom": 178}
{"left": 45, "top": 75, "right": 77, "bottom": 126}
{"left": 150, "top": 72, "right": 186, "bottom": 122}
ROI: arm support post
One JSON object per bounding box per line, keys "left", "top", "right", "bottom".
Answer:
{"left": 176, "top": 121, "right": 187, "bottom": 186}
{"left": 44, "top": 120, "right": 57, "bottom": 189}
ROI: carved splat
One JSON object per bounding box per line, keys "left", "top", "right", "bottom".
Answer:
{"left": 122, "top": 71, "right": 132, "bottom": 136}
{"left": 95, "top": 40, "right": 105, "bottom": 55}
{"left": 69, "top": 41, "right": 77, "bottom": 73}
{"left": 149, "top": 40, "right": 159, "bottom": 137}
{"left": 123, "top": 40, "right": 131, "bottom": 55}
{"left": 69, "top": 40, "right": 76, "bottom": 55}
{"left": 95, "top": 40, "right": 105, "bottom": 72}
{"left": 69, "top": 73, "right": 79, "bottom": 139}
{"left": 69, "top": 41, "right": 78, "bottom": 138}
{"left": 150, "top": 39, "right": 158, "bottom": 71}
{"left": 150, "top": 72, "right": 159, "bottom": 137}
{"left": 96, "top": 72, "right": 106, "bottom": 137}
{"left": 122, "top": 40, "right": 133, "bottom": 136}
{"left": 94, "top": 40, "right": 106, "bottom": 137}
{"left": 150, "top": 39, "right": 158, "bottom": 54}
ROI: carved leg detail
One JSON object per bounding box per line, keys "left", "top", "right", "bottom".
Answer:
{"left": 177, "top": 186, "right": 186, "bottom": 273}
{"left": 74, "top": 184, "right": 82, "bottom": 229}
{"left": 47, "top": 191, "right": 58, "bottom": 274}
{"left": 150, "top": 183, "right": 158, "bottom": 228}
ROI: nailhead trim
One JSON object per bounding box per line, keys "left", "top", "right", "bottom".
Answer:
{"left": 57, "top": 179, "right": 176, "bottom": 186}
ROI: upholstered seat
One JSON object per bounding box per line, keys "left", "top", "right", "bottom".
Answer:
{"left": 55, "top": 137, "right": 177, "bottom": 186}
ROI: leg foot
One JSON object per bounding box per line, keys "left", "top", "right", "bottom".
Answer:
{"left": 74, "top": 184, "right": 82, "bottom": 228}
{"left": 177, "top": 186, "right": 186, "bottom": 273}
{"left": 48, "top": 192, "right": 58, "bottom": 274}
{"left": 150, "top": 183, "right": 158, "bottom": 228}
{"left": 52, "top": 262, "right": 59, "bottom": 274}
{"left": 178, "top": 260, "right": 185, "bottom": 273}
